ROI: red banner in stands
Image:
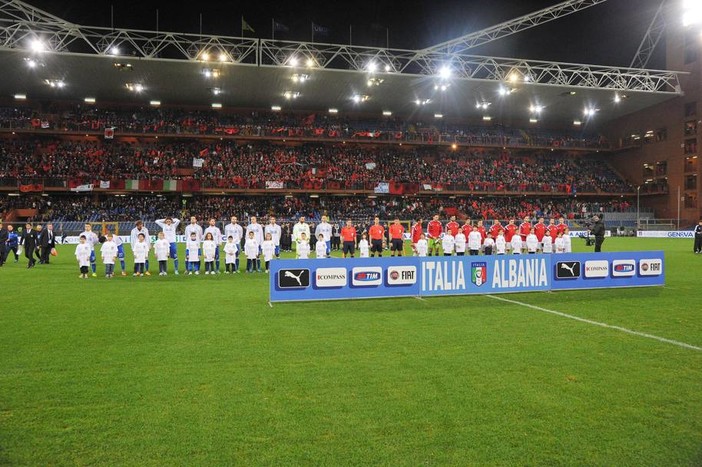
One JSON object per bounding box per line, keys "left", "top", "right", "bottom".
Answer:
{"left": 19, "top": 184, "right": 44, "bottom": 192}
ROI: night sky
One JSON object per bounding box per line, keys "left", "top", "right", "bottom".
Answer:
{"left": 26, "top": 0, "right": 668, "bottom": 69}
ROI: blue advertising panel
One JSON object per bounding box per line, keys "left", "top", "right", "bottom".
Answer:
{"left": 269, "top": 256, "right": 420, "bottom": 302}
{"left": 550, "top": 251, "right": 665, "bottom": 291}
{"left": 419, "top": 255, "right": 551, "bottom": 296}
{"left": 269, "top": 252, "right": 665, "bottom": 303}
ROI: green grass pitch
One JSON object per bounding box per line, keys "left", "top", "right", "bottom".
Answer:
{"left": 1, "top": 238, "right": 701, "bottom": 465}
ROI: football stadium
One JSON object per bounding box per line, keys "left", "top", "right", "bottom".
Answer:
{"left": 1, "top": 0, "right": 701, "bottom": 464}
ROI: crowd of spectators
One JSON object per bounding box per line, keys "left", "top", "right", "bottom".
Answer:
{"left": 0, "top": 139, "right": 633, "bottom": 194}
{"left": 1, "top": 194, "right": 634, "bottom": 225}
{"left": 0, "top": 105, "right": 607, "bottom": 148}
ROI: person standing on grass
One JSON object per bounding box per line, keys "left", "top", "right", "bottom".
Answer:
{"left": 79, "top": 223, "right": 100, "bottom": 277}
{"left": 204, "top": 218, "right": 224, "bottom": 273}
{"left": 130, "top": 220, "right": 151, "bottom": 275}
{"left": 314, "top": 215, "right": 333, "bottom": 256}
{"left": 0, "top": 221, "right": 8, "bottom": 266}
{"left": 368, "top": 216, "right": 385, "bottom": 258}
{"left": 4, "top": 225, "right": 19, "bottom": 263}
{"left": 341, "top": 219, "right": 357, "bottom": 258}
{"left": 155, "top": 216, "right": 181, "bottom": 274}
{"left": 153, "top": 232, "right": 170, "bottom": 276}
{"left": 224, "top": 216, "right": 243, "bottom": 272}
{"left": 426, "top": 214, "right": 443, "bottom": 256}
{"left": 265, "top": 216, "right": 282, "bottom": 259}
{"left": 262, "top": 233, "right": 276, "bottom": 272}
{"left": 694, "top": 218, "right": 702, "bottom": 254}
{"left": 38, "top": 223, "right": 56, "bottom": 264}
{"left": 132, "top": 233, "right": 149, "bottom": 277}
{"left": 75, "top": 235, "right": 91, "bottom": 279}
{"left": 224, "top": 236, "right": 238, "bottom": 273}
{"left": 20, "top": 223, "right": 37, "bottom": 268}
{"left": 389, "top": 218, "right": 405, "bottom": 257}
{"left": 101, "top": 233, "right": 118, "bottom": 278}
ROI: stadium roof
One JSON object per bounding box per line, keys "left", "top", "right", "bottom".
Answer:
{"left": 0, "top": 0, "right": 685, "bottom": 127}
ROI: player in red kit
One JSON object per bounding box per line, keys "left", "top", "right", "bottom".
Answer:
{"left": 489, "top": 219, "right": 502, "bottom": 239}
{"left": 557, "top": 217, "right": 568, "bottom": 235}
{"left": 533, "top": 217, "right": 547, "bottom": 243}
{"left": 461, "top": 220, "right": 472, "bottom": 239}
{"left": 388, "top": 218, "right": 405, "bottom": 256}
{"left": 427, "top": 214, "right": 443, "bottom": 256}
{"left": 519, "top": 216, "right": 532, "bottom": 242}
{"left": 504, "top": 218, "right": 518, "bottom": 252}
{"left": 445, "top": 216, "right": 460, "bottom": 237}
{"left": 411, "top": 218, "right": 423, "bottom": 255}
{"left": 547, "top": 218, "right": 559, "bottom": 240}
{"left": 476, "top": 220, "right": 487, "bottom": 244}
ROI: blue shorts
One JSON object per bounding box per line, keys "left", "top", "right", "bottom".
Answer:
{"left": 169, "top": 242, "right": 177, "bottom": 259}
{"left": 90, "top": 250, "right": 96, "bottom": 263}
{"left": 117, "top": 245, "right": 125, "bottom": 259}
{"left": 275, "top": 245, "right": 280, "bottom": 256}
{"left": 215, "top": 246, "right": 220, "bottom": 261}
{"left": 326, "top": 241, "right": 331, "bottom": 254}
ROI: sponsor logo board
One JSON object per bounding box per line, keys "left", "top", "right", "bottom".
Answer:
{"left": 639, "top": 258, "right": 663, "bottom": 276}
{"left": 555, "top": 261, "right": 581, "bottom": 279}
{"left": 352, "top": 267, "right": 382, "bottom": 286}
{"left": 315, "top": 267, "right": 347, "bottom": 287}
{"left": 278, "top": 268, "right": 310, "bottom": 289}
{"left": 387, "top": 266, "right": 417, "bottom": 286}
{"left": 584, "top": 260, "right": 609, "bottom": 278}
{"left": 611, "top": 260, "right": 636, "bottom": 277}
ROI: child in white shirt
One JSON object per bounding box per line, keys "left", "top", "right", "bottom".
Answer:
{"left": 442, "top": 232, "right": 455, "bottom": 256}
{"left": 244, "top": 231, "right": 260, "bottom": 272}
{"left": 526, "top": 228, "right": 539, "bottom": 254}
{"left": 495, "top": 231, "right": 507, "bottom": 255}
{"left": 223, "top": 235, "right": 238, "bottom": 273}
{"left": 510, "top": 234, "right": 523, "bottom": 254}
{"left": 358, "top": 233, "right": 370, "bottom": 258}
{"left": 296, "top": 232, "right": 310, "bottom": 259}
{"left": 153, "top": 232, "right": 170, "bottom": 275}
{"left": 315, "top": 233, "right": 327, "bottom": 259}
{"left": 483, "top": 234, "right": 495, "bottom": 255}
{"left": 202, "top": 232, "right": 217, "bottom": 275}
{"left": 75, "top": 235, "right": 91, "bottom": 279}
{"left": 554, "top": 232, "right": 566, "bottom": 253}
{"left": 454, "top": 231, "right": 467, "bottom": 256}
{"left": 185, "top": 232, "right": 201, "bottom": 275}
{"left": 415, "top": 233, "right": 428, "bottom": 257}
{"left": 133, "top": 233, "right": 149, "bottom": 276}
{"left": 262, "top": 233, "right": 276, "bottom": 272}
{"left": 101, "top": 233, "right": 118, "bottom": 278}
{"left": 563, "top": 228, "right": 572, "bottom": 253}
{"left": 542, "top": 231, "right": 553, "bottom": 253}
{"left": 468, "top": 227, "right": 482, "bottom": 256}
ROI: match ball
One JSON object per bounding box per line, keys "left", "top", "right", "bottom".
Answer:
{"left": 50, "top": 248, "right": 58, "bottom": 257}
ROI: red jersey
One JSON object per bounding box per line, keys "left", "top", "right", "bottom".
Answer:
{"left": 557, "top": 222, "right": 568, "bottom": 234}
{"left": 389, "top": 223, "right": 404, "bottom": 239}
{"left": 445, "top": 221, "right": 460, "bottom": 236}
{"left": 427, "top": 220, "right": 443, "bottom": 239}
{"left": 504, "top": 223, "right": 518, "bottom": 242}
{"left": 411, "top": 223, "right": 423, "bottom": 243}
{"left": 368, "top": 224, "right": 385, "bottom": 241}
{"left": 489, "top": 222, "right": 502, "bottom": 239}
{"left": 533, "top": 222, "right": 547, "bottom": 242}
{"left": 519, "top": 221, "right": 532, "bottom": 240}
{"left": 547, "top": 224, "right": 559, "bottom": 239}
{"left": 477, "top": 225, "right": 487, "bottom": 242}
{"left": 461, "top": 224, "right": 472, "bottom": 238}
{"left": 341, "top": 226, "right": 356, "bottom": 242}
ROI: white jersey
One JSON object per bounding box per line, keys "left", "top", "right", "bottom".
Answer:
{"left": 130, "top": 227, "right": 150, "bottom": 250}
{"left": 495, "top": 236, "right": 507, "bottom": 254}
{"left": 265, "top": 223, "right": 282, "bottom": 246}
{"left": 223, "top": 241, "right": 238, "bottom": 264}
{"left": 101, "top": 241, "right": 117, "bottom": 264}
{"left": 186, "top": 239, "right": 200, "bottom": 261}
{"left": 563, "top": 235, "right": 572, "bottom": 253}
{"left": 442, "top": 234, "right": 455, "bottom": 254}
{"left": 358, "top": 239, "right": 370, "bottom": 258}
{"left": 262, "top": 240, "right": 276, "bottom": 262}
{"left": 526, "top": 234, "right": 539, "bottom": 253}
{"left": 75, "top": 243, "right": 91, "bottom": 267}
{"left": 184, "top": 223, "right": 203, "bottom": 243}
{"left": 468, "top": 231, "right": 482, "bottom": 251}
{"left": 246, "top": 223, "right": 264, "bottom": 246}
{"left": 204, "top": 226, "right": 223, "bottom": 245}
{"left": 202, "top": 240, "right": 217, "bottom": 262}
{"left": 483, "top": 237, "right": 495, "bottom": 253}
{"left": 79, "top": 230, "right": 99, "bottom": 250}
{"left": 244, "top": 238, "right": 259, "bottom": 259}
{"left": 133, "top": 241, "right": 149, "bottom": 263}
{"left": 454, "top": 233, "right": 467, "bottom": 253}
{"left": 112, "top": 235, "right": 123, "bottom": 247}
{"left": 511, "top": 235, "right": 523, "bottom": 254}
{"left": 416, "top": 239, "right": 428, "bottom": 257}
{"left": 554, "top": 237, "right": 565, "bottom": 253}
{"left": 296, "top": 240, "right": 310, "bottom": 259}
{"left": 292, "top": 222, "right": 310, "bottom": 243}
{"left": 224, "top": 223, "right": 243, "bottom": 244}
{"left": 155, "top": 218, "right": 180, "bottom": 243}
{"left": 315, "top": 222, "right": 333, "bottom": 242}
{"left": 315, "top": 241, "right": 327, "bottom": 258}
{"left": 154, "top": 239, "right": 170, "bottom": 261}
{"left": 542, "top": 236, "right": 553, "bottom": 253}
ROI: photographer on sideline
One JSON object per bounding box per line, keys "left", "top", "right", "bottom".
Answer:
{"left": 590, "top": 215, "right": 605, "bottom": 252}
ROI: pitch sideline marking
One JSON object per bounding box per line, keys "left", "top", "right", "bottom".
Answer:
{"left": 486, "top": 294, "right": 702, "bottom": 352}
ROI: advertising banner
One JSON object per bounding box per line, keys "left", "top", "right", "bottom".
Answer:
{"left": 636, "top": 231, "right": 694, "bottom": 238}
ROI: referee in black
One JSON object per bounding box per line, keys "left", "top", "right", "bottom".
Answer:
{"left": 590, "top": 215, "right": 606, "bottom": 252}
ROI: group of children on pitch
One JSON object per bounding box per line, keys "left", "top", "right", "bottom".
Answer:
{"left": 414, "top": 227, "right": 572, "bottom": 257}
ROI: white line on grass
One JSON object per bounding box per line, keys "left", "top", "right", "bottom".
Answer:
{"left": 486, "top": 294, "right": 702, "bottom": 352}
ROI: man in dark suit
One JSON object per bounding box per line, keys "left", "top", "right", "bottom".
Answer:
{"left": 0, "top": 221, "right": 7, "bottom": 267}
{"left": 39, "top": 223, "right": 56, "bottom": 264}
{"left": 20, "top": 223, "right": 38, "bottom": 268}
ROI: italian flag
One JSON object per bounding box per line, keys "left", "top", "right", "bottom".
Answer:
{"left": 126, "top": 180, "right": 140, "bottom": 190}
{"left": 164, "top": 180, "right": 180, "bottom": 191}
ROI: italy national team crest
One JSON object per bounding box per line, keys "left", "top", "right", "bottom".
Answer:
{"left": 471, "top": 262, "right": 487, "bottom": 287}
